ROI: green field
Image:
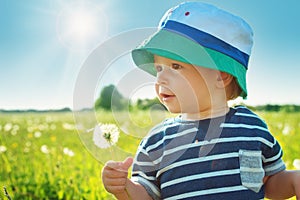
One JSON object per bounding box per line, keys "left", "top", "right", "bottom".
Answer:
{"left": 0, "top": 110, "right": 299, "bottom": 199}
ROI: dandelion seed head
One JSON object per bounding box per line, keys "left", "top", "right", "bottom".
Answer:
{"left": 4, "top": 123, "right": 12, "bottom": 132}
{"left": 25, "top": 142, "right": 31, "bottom": 147}
{"left": 93, "top": 123, "right": 120, "bottom": 149}
{"left": 63, "top": 147, "right": 75, "bottom": 157}
{"left": 24, "top": 147, "right": 30, "bottom": 153}
{"left": 63, "top": 123, "right": 75, "bottom": 130}
{"left": 27, "top": 126, "right": 34, "bottom": 132}
{"left": 38, "top": 124, "right": 48, "bottom": 131}
{"left": 46, "top": 116, "right": 53, "bottom": 123}
{"left": 34, "top": 131, "right": 42, "bottom": 138}
{"left": 282, "top": 125, "right": 291, "bottom": 135}
{"left": 0, "top": 145, "right": 7, "bottom": 153}
{"left": 293, "top": 159, "right": 300, "bottom": 169}
{"left": 41, "top": 145, "right": 50, "bottom": 154}
{"left": 13, "top": 124, "right": 19, "bottom": 131}
{"left": 11, "top": 129, "right": 18, "bottom": 136}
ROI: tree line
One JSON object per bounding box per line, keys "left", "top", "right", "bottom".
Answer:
{"left": 94, "top": 84, "right": 165, "bottom": 111}
{"left": 94, "top": 85, "right": 300, "bottom": 113}
{"left": 251, "top": 104, "right": 300, "bottom": 113}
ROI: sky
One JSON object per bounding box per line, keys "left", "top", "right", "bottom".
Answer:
{"left": 1, "top": 0, "right": 300, "bottom": 110}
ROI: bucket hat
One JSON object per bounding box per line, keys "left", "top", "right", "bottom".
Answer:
{"left": 131, "top": 1, "right": 253, "bottom": 98}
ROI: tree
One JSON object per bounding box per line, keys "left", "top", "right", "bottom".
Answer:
{"left": 135, "top": 98, "right": 166, "bottom": 110}
{"left": 95, "top": 85, "right": 126, "bottom": 110}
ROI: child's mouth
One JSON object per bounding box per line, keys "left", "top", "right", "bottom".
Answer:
{"left": 160, "top": 93, "right": 176, "bottom": 101}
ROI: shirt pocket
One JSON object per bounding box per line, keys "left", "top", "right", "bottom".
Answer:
{"left": 239, "top": 149, "right": 265, "bottom": 193}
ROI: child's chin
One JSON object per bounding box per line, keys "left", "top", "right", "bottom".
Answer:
{"left": 166, "top": 107, "right": 181, "bottom": 114}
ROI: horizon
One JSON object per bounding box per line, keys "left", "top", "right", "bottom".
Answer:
{"left": 1, "top": 93, "right": 300, "bottom": 112}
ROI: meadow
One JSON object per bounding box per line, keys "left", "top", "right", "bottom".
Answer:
{"left": 0, "top": 109, "right": 299, "bottom": 199}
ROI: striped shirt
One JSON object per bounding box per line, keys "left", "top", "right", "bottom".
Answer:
{"left": 131, "top": 106, "right": 286, "bottom": 200}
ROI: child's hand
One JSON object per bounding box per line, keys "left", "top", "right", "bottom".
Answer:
{"left": 102, "top": 157, "right": 133, "bottom": 197}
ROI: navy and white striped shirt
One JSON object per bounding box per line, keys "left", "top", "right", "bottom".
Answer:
{"left": 131, "top": 106, "right": 286, "bottom": 200}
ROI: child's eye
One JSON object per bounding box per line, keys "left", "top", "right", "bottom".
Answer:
{"left": 171, "top": 63, "right": 183, "bottom": 70}
{"left": 155, "top": 65, "right": 163, "bottom": 72}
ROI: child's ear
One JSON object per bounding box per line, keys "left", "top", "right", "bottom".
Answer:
{"left": 216, "top": 72, "right": 233, "bottom": 88}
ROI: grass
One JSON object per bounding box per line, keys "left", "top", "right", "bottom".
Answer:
{"left": 0, "top": 109, "right": 299, "bottom": 199}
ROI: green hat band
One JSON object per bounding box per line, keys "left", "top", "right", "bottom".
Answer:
{"left": 132, "top": 29, "right": 247, "bottom": 98}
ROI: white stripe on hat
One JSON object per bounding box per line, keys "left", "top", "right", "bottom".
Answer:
{"left": 159, "top": 2, "right": 253, "bottom": 55}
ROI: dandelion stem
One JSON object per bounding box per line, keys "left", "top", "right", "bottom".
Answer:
{"left": 109, "top": 141, "right": 115, "bottom": 160}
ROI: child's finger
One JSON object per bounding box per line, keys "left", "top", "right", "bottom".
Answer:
{"left": 120, "top": 157, "right": 133, "bottom": 171}
{"left": 104, "top": 157, "right": 133, "bottom": 171}
{"left": 105, "top": 160, "right": 121, "bottom": 169}
{"left": 105, "top": 185, "right": 127, "bottom": 194}
{"left": 102, "top": 167, "right": 127, "bottom": 178}
{"left": 104, "top": 177, "right": 127, "bottom": 186}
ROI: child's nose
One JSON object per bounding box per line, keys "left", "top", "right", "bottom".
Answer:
{"left": 156, "top": 66, "right": 170, "bottom": 84}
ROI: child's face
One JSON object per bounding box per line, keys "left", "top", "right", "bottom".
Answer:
{"left": 154, "top": 55, "right": 218, "bottom": 114}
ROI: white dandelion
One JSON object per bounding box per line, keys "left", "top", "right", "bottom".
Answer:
{"left": 25, "top": 141, "right": 31, "bottom": 147}
{"left": 40, "top": 145, "right": 50, "bottom": 154}
{"left": 24, "top": 147, "right": 30, "bottom": 153}
{"left": 93, "top": 124, "right": 120, "bottom": 149}
{"left": 63, "top": 123, "right": 75, "bottom": 130}
{"left": 38, "top": 124, "right": 48, "bottom": 131}
{"left": 46, "top": 116, "right": 53, "bottom": 123}
{"left": 11, "top": 129, "right": 18, "bottom": 136}
{"left": 0, "top": 145, "right": 7, "bottom": 153}
{"left": 63, "top": 147, "right": 75, "bottom": 157}
{"left": 27, "top": 126, "right": 34, "bottom": 133}
{"left": 13, "top": 124, "right": 19, "bottom": 131}
{"left": 282, "top": 125, "right": 292, "bottom": 135}
{"left": 293, "top": 159, "right": 300, "bottom": 170}
{"left": 4, "top": 123, "right": 12, "bottom": 132}
{"left": 34, "top": 131, "right": 42, "bottom": 138}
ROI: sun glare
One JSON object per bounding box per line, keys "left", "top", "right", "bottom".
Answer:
{"left": 56, "top": 2, "right": 108, "bottom": 52}
{"left": 65, "top": 10, "right": 97, "bottom": 41}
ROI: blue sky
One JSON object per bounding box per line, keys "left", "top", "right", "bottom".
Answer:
{"left": 1, "top": 0, "right": 300, "bottom": 110}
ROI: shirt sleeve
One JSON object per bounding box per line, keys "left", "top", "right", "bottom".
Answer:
{"left": 261, "top": 132, "right": 286, "bottom": 176}
{"left": 131, "top": 137, "right": 162, "bottom": 200}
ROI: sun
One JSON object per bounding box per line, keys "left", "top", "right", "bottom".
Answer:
{"left": 64, "top": 9, "right": 97, "bottom": 41}
{"left": 56, "top": 2, "right": 108, "bottom": 52}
